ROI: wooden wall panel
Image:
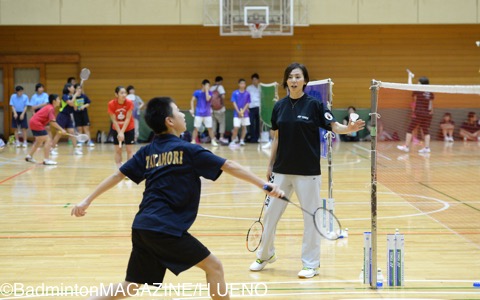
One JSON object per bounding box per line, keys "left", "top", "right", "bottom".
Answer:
{"left": 1, "top": 25, "right": 479, "bottom": 134}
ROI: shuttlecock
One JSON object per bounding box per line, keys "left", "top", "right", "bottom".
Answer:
{"left": 350, "top": 113, "right": 359, "bottom": 125}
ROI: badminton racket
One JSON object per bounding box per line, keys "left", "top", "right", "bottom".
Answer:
{"left": 79, "top": 68, "right": 91, "bottom": 87}
{"left": 263, "top": 185, "right": 343, "bottom": 240}
{"left": 246, "top": 201, "right": 265, "bottom": 252}
{"left": 15, "top": 117, "right": 22, "bottom": 134}
{"left": 65, "top": 133, "right": 90, "bottom": 143}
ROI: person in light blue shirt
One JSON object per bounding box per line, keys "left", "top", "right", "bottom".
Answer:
{"left": 29, "top": 83, "right": 49, "bottom": 113}
{"left": 9, "top": 86, "right": 29, "bottom": 147}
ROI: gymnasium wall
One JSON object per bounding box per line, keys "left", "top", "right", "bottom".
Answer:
{"left": 1, "top": 24, "right": 479, "bottom": 134}
{"left": 0, "top": 0, "right": 479, "bottom": 25}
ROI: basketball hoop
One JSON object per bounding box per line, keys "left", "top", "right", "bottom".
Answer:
{"left": 249, "top": 23, "right": 268, "bottom": 38}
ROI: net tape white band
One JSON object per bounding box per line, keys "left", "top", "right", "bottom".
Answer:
{"left": 260, "top": 82, "right": 278, "bottom": 87}
{"left": 308, "top": 79, "right": 332, "bottom": 86}
{"left": 373, "top": 80, "right": 480, "bottom": 95}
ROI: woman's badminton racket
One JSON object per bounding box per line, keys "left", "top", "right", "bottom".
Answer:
{"left": 65, "top": 133, "right": 90, "bottom": 143}
{"left": 246, "top": 201, "right": 266, "bottom": 252}
{"left": 263, "top": 185, "right": 343, "bottom": 240}
{"left": 79, "top": 68, "right": 91, "bottom": 87}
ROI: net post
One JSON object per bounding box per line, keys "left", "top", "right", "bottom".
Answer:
{"left": 370, "top": 79, "right": 379, "bottom": 289}
{"left": 327, "top": 79, "right": 334, "bottom": 199}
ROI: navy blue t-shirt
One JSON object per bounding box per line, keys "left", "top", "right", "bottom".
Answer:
{"left": 60, "top": 94, "right": 75, "bottom": 115}
{"left": 271, "top": 94, "right": 336, "bottom": 176}
{"left": 73, "top": 93, "right": 91, "bottom": 115}
{"left": 120, "top": 134, "right": 226, "bottom": 237}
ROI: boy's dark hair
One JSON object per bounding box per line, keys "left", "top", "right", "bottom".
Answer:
{"left": 48, "top": 94, "right": 59, "bottom": 104}
{"left": 468, "top": 111, "right": 476, "bottom": 119}
{"left": 67, "top": 77, "right": 75, "bottom": 84}
{"left": 282, "top": 62, "right": 309, "bottom": 90}
{"left": 35, "top": 83, "right": 44, "bottom": 92}
{"left": 74, "top": 83, "right": 81, "bottom": 89}
{"left": 215, "top": 76, "right": 223, "bottom": 82}
{"left": 126, "top": 85, "right": 135, "bottom": 94}
{"left": 419, "top": 77, "right": 429, "bottom": 85}
{"left": 201, "top": 79, "right": 210, "bottom": 86}
{"left": 62, "top": 83, "right": 73, "bottom": 95}
{"left": 15, "top": 85, "right": 24, "bottom": 92}
{"left": 145, "top": 97, "right": 174, "bottom": 134}
{"left": 251, "top": 73, "right": 260, "bottom": 80}
{"left": 238, "top": 78, "right": 246, "bottom": 84}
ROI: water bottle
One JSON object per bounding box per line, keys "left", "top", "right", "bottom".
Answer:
{"left": 377, "top": 268, "right": 384, "bottom": 288}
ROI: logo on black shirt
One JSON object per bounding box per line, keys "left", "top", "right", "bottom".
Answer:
{"left": 324, "top": 112, "right": 333, "bottom": 120}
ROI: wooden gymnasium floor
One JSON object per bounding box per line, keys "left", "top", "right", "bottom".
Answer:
{"left": 0, "top": 140, "right": 479, "bottom": 299}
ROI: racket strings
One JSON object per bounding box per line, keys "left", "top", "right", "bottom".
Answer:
{"left": 313, "top": 208, "right": 342, "bottom": 240}
{"left": 246, "top": 221, "right": 263, "bottom": 252}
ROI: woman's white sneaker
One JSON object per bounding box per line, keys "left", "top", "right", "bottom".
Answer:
{"left": 249, "top": 254, "right": 276, "bottom": 272}
{"left": 298, "top": 267, "right": 319, "bottom": 279}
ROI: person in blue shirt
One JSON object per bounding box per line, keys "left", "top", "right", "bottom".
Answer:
{"left": 29, "top": 83, "right": 49, "bottom": 113}
{"left": 9, "top": 85, "right": 29, "bottom": 147}
{"left": 71, "top": 96, "right": 284, "bottom": 300}
{"left": 189, "top": 79, "right": 218, "bottom": 146}
{"left": 229, "top": 79, "right": 251, "bottom": 146}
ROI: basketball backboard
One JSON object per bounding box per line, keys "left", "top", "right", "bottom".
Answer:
{"left": 204, "top": 0, "right": 308, "bottom": 38}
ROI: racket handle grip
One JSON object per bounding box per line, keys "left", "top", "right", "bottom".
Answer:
{"left": 263, "top": 184, "right": 272, "bottom": 192}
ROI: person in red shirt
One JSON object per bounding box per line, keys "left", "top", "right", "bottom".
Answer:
{"left": 397, "top": 77, "right": 434, "bottom": 153}
{"left": 108, "top": 86, "right": 135, "bottom": 168}
{"left": 25, "top": 94, "right": 66, "bottom": 165}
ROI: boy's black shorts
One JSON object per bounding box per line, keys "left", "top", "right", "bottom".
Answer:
{"left": 125, "top": 228, "right": 211, "bottom": 285}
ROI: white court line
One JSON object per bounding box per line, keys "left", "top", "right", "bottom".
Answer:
{"left": 1, "top": 279, "right": 478, "bottom": 300}
{"left": 1, "top": 190, "right": 452, "bottom": 223}
{"left": 173, "top": 291, "right": 480, "bottom": 300}
{"left": 353, "top": 143, "right": 392, "bottom": 161}
{"left": 198, "top": 192, "right": 450, "bottom": 222}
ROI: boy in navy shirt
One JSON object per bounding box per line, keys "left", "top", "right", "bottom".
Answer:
{"left": 71, "top": 97, "right": 283, "bottom": 300}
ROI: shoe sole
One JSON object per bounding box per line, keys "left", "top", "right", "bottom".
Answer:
{"left": 298, "top": 272, "right": 319, "bottom": 279}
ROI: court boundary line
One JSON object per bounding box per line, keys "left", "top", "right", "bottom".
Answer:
{"left": 0, "top": 165, "right": 36, "bottom": 185}
{"left": 419, "top": 181, "right": 480, "bottom": 212}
